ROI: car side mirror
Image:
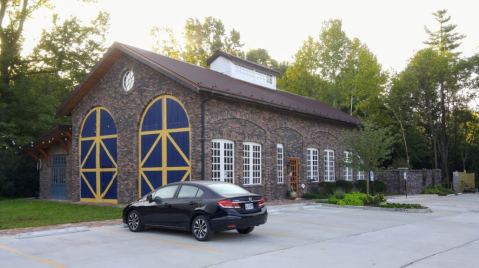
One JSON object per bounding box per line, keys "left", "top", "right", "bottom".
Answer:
{"left": 147, "top": 195, "right": 153, "bottom": 203}
{"left": 154, "top": 196, "right": 162, "bottom": 204}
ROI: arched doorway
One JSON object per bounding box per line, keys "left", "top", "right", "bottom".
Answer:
{"left": 79, "top": 107, "right": 118, "bottom": 203}
{"left": 139, "top": 95, "right": 191, "bottom": 197}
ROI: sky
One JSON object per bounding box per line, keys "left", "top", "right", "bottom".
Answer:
{"left": 22, "top": 0, "right": 479, "bottom": 73}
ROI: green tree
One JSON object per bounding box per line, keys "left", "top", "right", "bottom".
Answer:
{"left": 151, "top": 17, "right": 244, "bottom": 67}
{"left": 246, "top": 48, "right": 288, "bottom": 76}
{"left": 343, "top": 121, "right": 396, "bottom": 195}
{"left": 0, "top": 1, "right": 110, "bottom": 196}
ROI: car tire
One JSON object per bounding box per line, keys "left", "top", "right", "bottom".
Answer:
{"left": 236, "top": 226, "right": 254, "bottom": 234}
{"left": 127, "top": 210, "right": 143, "bottom": 232}
{"left": 192, "top": 215, "right": 213, "bottom": 241}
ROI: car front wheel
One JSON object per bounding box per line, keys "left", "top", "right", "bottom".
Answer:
{"left": 127, "top": 210, "right": 143, "bottom": 232}
{"left": 192, "top": 215, "right": 213, "bottom": 241}
{"left": 237, "top": 226, "right": 254, "bottom": 234}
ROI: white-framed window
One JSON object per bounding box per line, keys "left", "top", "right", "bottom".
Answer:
{"left": 234, "top": 63, "right": 273, "bottom": 84}
{"left": 277, "top": 144, "right": 284, "bottom": 184}
{"left": 324, "top": 149, "right": 335, "bottom": 181}
{"left": 344, "top": 151, "right": 353, "bottom": 181}
{"left": 243, "top": 142, "right": 261, "bottom": 185}
{"left": 211, "top": 139, "right": 234, "bottom": 183}
{"left": 122, "top": 70, "right": 134, "bottom": 91}
{"left": 307, "top": 148, "right": 319, "bottom": 182}
{"left": 358, "top": 171, "right": 365, "bottom": 180}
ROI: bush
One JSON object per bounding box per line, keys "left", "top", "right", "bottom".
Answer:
{"left": 355, "top": 180, "right": 387, "bottom": 194}
{"left": 343, "top": 192, "right": 365, "bottom": 206}
{"left": 333, "top": 189, "right": 346, "bottom": 199}
{"left": 328, "top": 192, "right": 366, "bottom": 206}
{"left": 376, "top": 203, "right": 427, "bottom": 209}
{"left": 362, "top": 193, "right": 386, "bottom": 205}
{"left": 302, "top": 192, "right": 330, "bottom": 199}
{"left": 318, "top": 182, "right": 336, "bottom": 195}
{"left": 335, "top": 180, "right": 354, "bottom": 193}
{"left": 373, "top": 181, "right": 387, "bottom": 193}
{"left": 424, "top": 186, "right": 456, "bottom": 196}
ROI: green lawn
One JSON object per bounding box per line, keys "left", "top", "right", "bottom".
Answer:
{"left": 0, "top": 199, "right": 124, "bottom": 230}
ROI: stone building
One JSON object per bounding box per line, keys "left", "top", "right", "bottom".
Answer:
{"left": 22, "top": 42, "right": 361, "bottom": 204}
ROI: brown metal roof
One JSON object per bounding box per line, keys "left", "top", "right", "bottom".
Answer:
{"left": 57, "top": 42, "right": 361, "bottom": 125}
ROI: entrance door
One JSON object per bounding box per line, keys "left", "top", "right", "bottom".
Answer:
{"left": 51, "top": 155, "right": 66, "bottom": 200}
{"left": 289, "top": 158, "right": 299, "bottom": 193}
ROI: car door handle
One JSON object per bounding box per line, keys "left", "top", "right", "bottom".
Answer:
{"left": 163, "top": 203, "right": 171, "bottom": 208}
{"left": 189, "top": 201, "right": 197, "bottom": 205}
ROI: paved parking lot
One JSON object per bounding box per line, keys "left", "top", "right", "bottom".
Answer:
{"left": 1, "top": 194, "right": 478, "bottom": 268}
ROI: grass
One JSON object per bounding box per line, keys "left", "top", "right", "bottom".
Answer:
{"left": 0, "top": 199, "right": 123, "bottom": 230}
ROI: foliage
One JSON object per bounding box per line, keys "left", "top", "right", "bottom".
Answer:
{"left": 342, "top": 121, "right": 395, "bottom": 194}
{"left": 333, "top": 189, "right": 346, "bottom": 199}
{"left": 355, "top": 180, "right": 388, "bottom": 194}
{"left": 151, "top": 17, "right": 245, "bottom": 67}
{"left": 363, "top": 193, "right": 386, "bottom": 205}
{"left": 0, "top": 199, "right": 122, "bottom": 229}
{"left": 0, "top": 1, "right": 110, "bottom": 190}
{"left": 0, "top": 151, "right": 38, "bottom": 198}
{"left": 328, "top": 192, "right": 366, "bottom": 206}
{"left": 376, "top": 203, "right": 427, "bottom": 209}
{"left": 318, "top": 182, "right": 336, "bottom": 195}
{"left": 335, "top": 180, "right": 354, "bottom": 193}
{"left": 424, "top": 185, "right": 456, "bottom": 196}
{"left": 278, "top": 19, "right": 388, "bottom": 119}
{"left": 302, "top": 192, "right": 330, "bottom": 199}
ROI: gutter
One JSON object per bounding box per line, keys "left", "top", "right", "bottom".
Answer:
{"left": 201, "top": 92, "right": 215, "bottom": 180}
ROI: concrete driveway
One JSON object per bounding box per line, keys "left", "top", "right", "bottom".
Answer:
{"left": 1, "top": 194, "right": 478, "bottom": 268}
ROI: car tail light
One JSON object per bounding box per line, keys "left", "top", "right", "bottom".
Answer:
{"left": 217, "top": 199, "right": 241, "bottom": 209}
{"left": 258, "top": 197, "right": 265, "bottom": 208}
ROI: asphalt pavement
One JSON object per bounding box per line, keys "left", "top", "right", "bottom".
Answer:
{"left": 1, "top": 193, "right": 478, "bottom": 268}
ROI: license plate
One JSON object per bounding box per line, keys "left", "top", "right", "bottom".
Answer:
{"left": 245, "top": 203, "right": 254, "bottom": 210}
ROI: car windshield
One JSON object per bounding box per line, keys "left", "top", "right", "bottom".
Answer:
{"left": 208, "top": 183, "right": 250, "bottom": 195}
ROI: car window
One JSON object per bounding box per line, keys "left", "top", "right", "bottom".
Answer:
{"left": 153, "top": 185, "right": 179, "bottom": 199}
{"left": 177, "top": 185, "right": 203, "bottom": 198}
{"left": 208, "top": 184, "right": 250, "bottom": 195}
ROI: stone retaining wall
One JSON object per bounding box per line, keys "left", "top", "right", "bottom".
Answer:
{"left": 376, "top": 169, "right": 442, "bottom": 195}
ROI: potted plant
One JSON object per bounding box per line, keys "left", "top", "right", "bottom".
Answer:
{"left": 289, "top": 186, "right": 297, "bottom": 200}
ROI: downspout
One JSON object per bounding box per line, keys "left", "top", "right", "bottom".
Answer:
{"left": 201, "top": 92, "right": 214, "bottom": 180}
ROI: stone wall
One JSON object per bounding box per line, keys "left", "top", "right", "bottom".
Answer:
{"left": 376, "top": 169, "right": 442, "bottom": 195}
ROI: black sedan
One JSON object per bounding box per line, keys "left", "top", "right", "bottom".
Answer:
{"left": 122, "top": 181, "right": 268, "bottom": 241}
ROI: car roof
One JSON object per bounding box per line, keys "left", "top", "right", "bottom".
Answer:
{"left": 171, "top": 180, "right": 233, "bottom": 186}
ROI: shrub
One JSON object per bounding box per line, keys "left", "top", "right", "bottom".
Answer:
{"left": 362, "top": 193, "right": 386, "bottom": 205}
{"left": 333, "top": 189, "right": 346, "bottom": 199}
{"left": 328, "top": 192, "right": 366, "bottom": 206}
{"left": 373, "top": 181, "right": 387, "bottom": 193}
{"left": 335, "top": 180, "right": 354, "bottom": 193}
{"left": 355, "top": 180, "right": 387, "bottom": 194}
{"left": 424, "top": 186, "right": 456, "bottom": 196}
{"left": 376, "top": 203, "right": 427, "bottom": 209}
{"left": 355, "top": 180, "right": 367, "bottom": 193}
{"left": 318, "top": 182, "right": 336, "bottom": 195}
{"left": 302, "top": 193, "right": 330, "bottom": 199}
{"left": 343, "top": 192, "right": 365, "bottom": 206}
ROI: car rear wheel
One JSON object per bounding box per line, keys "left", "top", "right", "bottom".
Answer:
{"left": 127, "top": 210, "right": 143, "bottom": 232}
{"left": 236, "top": 226, "right": 254, "bottom": 234}
{"left": 192, "top": 215, "right": 213, "bottom": 241}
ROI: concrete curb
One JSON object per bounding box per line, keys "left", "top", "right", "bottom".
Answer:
{"left": 16, "top": 226, "right": 89, "bottom": 239}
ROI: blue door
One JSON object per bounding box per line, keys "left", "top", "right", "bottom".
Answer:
{"left": 51, "top": 155, "right": 66, "bottom": 200}
{"left": 139, "top": 96, "right": 191, "bottom": 197}
{"left": 79, "top": 107, "right": 118, "bottom": 203}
